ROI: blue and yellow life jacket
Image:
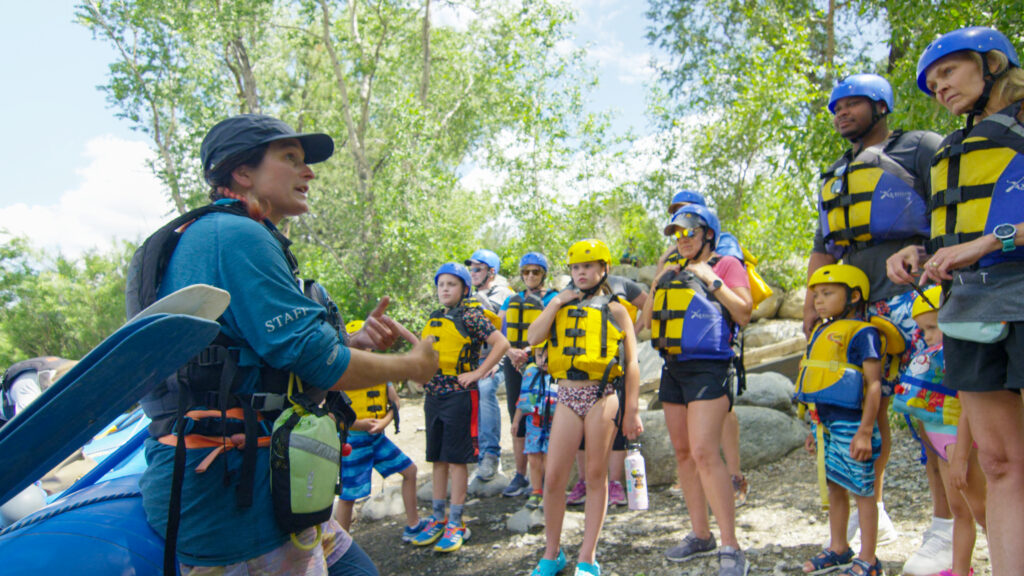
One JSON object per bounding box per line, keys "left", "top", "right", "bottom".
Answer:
{"left": 927, "top": 102, "right": 1024, "bottom": 268}
{"left": 547, "top": 293, "right": 625, "bottom": 385}
{"left": 650, "top": 259, "right": 734, "bottom": 361}
{"left": 893, "top": 344, "right": 960, "bottom": 427}
{"left": 795, "top": 316, "right": 904, "bottom": 410}
{"left": 346, "top": 382, "right": 389, "bottom": 421}
{"left": 504, "top": 290, "right": 552, "bottom": 348}
{"left": 819, "top": 131, "right": 930, "bottom": 252}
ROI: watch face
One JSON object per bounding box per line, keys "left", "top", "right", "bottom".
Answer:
{"left": 994, "top": 223, "right": 1016, "bottom": 239}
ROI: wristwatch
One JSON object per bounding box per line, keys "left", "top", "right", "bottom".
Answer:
{"left": 994, "top": 223, "right": 1017, "bottom": 253}
{"left": 710, "top": 279, "right": 724, "bottom": 292}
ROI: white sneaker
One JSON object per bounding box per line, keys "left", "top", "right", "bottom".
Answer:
{"left": 845, "top": 503, "right": 897, "bottom": 547}
{"left": 902, "top": 527, "right": 953, "bottom": 575}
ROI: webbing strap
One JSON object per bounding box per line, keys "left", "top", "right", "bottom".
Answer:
{"left": 798, "top": 359, "right": 863, "bottom": 374}
{"left": 815, "top": 413, "right": 829, "bottom": 511}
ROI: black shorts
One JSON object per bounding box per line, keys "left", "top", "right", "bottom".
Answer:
{"left": 424, "top": 389, "right": 479, "bottom": 464}
{"left": 945, "top": 322, "right": 1024, "bottom": 393}
{"left": 659, "top": 359, "right": 733, "bottom": 407}
{"left": 503, "top": 360, "right": 527, "bottom": 438}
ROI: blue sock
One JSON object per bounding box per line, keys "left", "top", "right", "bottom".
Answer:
{"left": 449, "top": 503, "right": 464, "bottom": 525}
{"left": 432, "top": 499, "right": 446, "bottom": 520}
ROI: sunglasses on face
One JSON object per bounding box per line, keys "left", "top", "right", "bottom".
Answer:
{"left": 674, "top": 227, "right": 700, "bottom": 239}
{"left": 521, "top": 269, "right": 544, "bottom": 277}
{"left": 469, "top": 266, "right": 489, "bottom": 273}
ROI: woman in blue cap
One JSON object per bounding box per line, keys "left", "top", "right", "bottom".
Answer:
{"left": 888, "top": 26, "right": 1024, "bottom": 576}
{"left": 135, "top": 114, "right": 438, "bottom": 576}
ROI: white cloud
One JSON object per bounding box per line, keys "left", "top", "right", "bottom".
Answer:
{"left": 0, "top": 136, "right": 172, "bottom": 258}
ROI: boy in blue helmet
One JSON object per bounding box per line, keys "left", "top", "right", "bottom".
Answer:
{"left": 412, "top": 263, "right": 509, "bottom": 552}
{"left": 806, "top": 73, "right": 952, "bottom": 572}
{"left": 465, "top": 249, "right": 514, "bottom": 483}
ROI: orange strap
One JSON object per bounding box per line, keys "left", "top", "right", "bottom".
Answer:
{"left": 157, "top": 408, "right": 271, "bottom": 473}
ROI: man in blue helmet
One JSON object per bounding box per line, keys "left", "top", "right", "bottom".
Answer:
{"left": 804, "top": 74, "right": 952, "bottom": 574}
{"left": 465, "top": 249, "right": 514, "bottom": 482}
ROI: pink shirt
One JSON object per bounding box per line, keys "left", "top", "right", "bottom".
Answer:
{"left": 712, "top": 255, "right": 750, "bottom": 291}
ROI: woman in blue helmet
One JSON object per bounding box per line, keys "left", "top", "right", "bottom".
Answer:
{"left": 642, "top": 203, "right": 752, "bottom": 576}
{"left": 498, "top": 252, "right": 558, "bottom": 497}
{"left": 888, "top": 26, "right": 1024, "bottom": 576}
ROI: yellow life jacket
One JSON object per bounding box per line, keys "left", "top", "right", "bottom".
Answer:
{"left": 819, "top": 131, "right": 930, "bottom": 252}
{"left": 464, "top": 297, "right": 503, "bottom": 330}
{"left": 927, "top": 102, "right": 1024, "bottom": 268}
{"left": 346, "top": 383, "right": 389, "bottom": 421}
{"left": 795, "top": 316, "right": 904, "bottom": 410}
{"left": 421, "top": 303, "right": 477, "bottom": 377}
{"left": 504, "top": 291, "right": 551, "bottom": 348}
{"left": 650, "top": 260, "right": 734, "bottom": 361}
{"left": 546, "top": 293, "right": 625, "bottom": 384}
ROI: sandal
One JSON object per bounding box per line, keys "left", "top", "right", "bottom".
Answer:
{"left": 531, "top": 549, "right": 567, "bottom": 576}
{"left": 804, "top": 548, "right": 854, "bottom": 574}
{"left": 842, "top": 557, "right": 883, "bottom": 576}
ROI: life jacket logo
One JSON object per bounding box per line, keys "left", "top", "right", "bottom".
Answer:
{"left": 827, "top": 332, "right": 846, "bottom": 346}
{"left": 1006, "top": 175, "right": 1024, "bottom": 193}
{"left": 689, "top": 310, "right": 716, "bottom": 321}
{"left": 879, "top": 188, "right": 911, "bottom": 201}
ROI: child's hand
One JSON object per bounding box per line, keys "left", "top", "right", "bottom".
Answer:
{"left": 554, "top": 287, "right": 582, "bottom": 307}
{"left": 850, "top": 430, "right": 872, "bottom": 461}
{"left": 366, "top": 418, "right": 388, "bottom": 435}
{"left": 507, "top": 347, "right": 529, "bottom": 370}
{"left": 804, "top": 432, "right": 816, "bottom": 454}
{"left": 456, "top": 370, "right": 480, "bottom": 388}
{"left": 623, "top": 411, "right": 643, "bottom": 440}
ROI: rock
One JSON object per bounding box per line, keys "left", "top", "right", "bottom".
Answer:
{"left": 506, "top": 505, "right": 545, "bottom": 533}
{"left": 417, "top": 480, "right": 447, "bottom": 502}
{"left": 637, "top": 265, "right": 658, "bottom": 286}
{"left": 468, "top": 470, "right": 510, "bottom": 497}
{"left": 358, "top": 485, "right": 406, "bottom": 521}
{"left": 610, "top": 265, "right": 640, "bottom": 281}
{"left": 777, "top": 288, "right": 806, "bottom": 320}
{"left": 735, "top": 405, "right": 807, "bottom": 468}
{"left": 743, "top": 319, "right": 804, "bottom": 349}
{"left": 636, "top": 411, "right": 676, "bottom": 487}
{"left": 750, "top": 287, "right": 783, "bottom": 322}
{"left": 637, "top": 341, "right": 664, "bottom": 385}
{"left": 737, "top": 371, "right": 796, "bottom": 415}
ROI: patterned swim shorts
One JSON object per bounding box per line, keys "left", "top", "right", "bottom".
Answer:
{"left": 557, "top": 383, "right": 614, "bottom": 419}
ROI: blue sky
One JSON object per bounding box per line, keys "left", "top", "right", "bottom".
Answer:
{"left": 0, "top": 0, "right": 659, "bottom": 256}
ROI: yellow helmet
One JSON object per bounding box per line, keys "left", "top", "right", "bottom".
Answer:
{"left": 345, "top": 319, "right": 365, "bottom": 334}
{"left": 808, "top": 264, "right": 870, "bottom": 300}
{"left": 567, "top": 239, "right": 612, "bottom": 266}
{"left": 911, "top": 286, "right": 943, "bottom": 319}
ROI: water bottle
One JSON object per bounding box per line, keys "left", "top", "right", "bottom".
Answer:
{"left": 624, "top": 441, "right": 648, "bottom": 511}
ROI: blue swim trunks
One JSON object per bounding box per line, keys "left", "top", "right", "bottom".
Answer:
{"left": 815, "top": 417, "right": 882, "bottom": 498}
{"left": 339, "top": 431, "right": 413, "bottom": 501}
{"left": 524, "top": 416, "right": 551, "bottom": 455}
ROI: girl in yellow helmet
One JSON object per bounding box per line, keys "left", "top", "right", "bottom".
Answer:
{"left": 526, "top": 239, "right": 642, "bottom": 576}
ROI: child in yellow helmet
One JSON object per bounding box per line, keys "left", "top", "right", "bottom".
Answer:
{"left": 798, "top": 264, "right": 884, "bottom": 576}
{"left": 526, "top": 239, "right": 642, "bottom": 576}
{"left": 894, "top": 287, "right": 987, "bottom": 576}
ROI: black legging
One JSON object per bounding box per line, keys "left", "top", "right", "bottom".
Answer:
{"left": 503, "top": 356, "right": 527, "bottom": 438}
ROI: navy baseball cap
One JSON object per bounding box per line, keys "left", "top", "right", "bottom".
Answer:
{"left": 200, "top": 114, "right": 335, "bottom": 178}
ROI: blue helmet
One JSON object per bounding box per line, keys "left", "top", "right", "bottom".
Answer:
{"left": 465, "top": 249, "right": 501, "bottom": 274}
{"left": 917, "top": 26, "right": 1021, "bottom": 95}
{"left": 518, "top": 251, "right": 548, "bottom": 272}
{"left": 434, "top": 262, "right": 472, "bottom": 294}
{"left": 668, "top": 189, "right": 707, "bottom": 213}
{"left": 828, "top": 74, "right": 894, "bottom": 114}
{"left": 664, "top": 204, "right": 720, "bottom": 242}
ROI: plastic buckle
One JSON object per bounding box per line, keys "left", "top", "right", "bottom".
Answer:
{"left": 196, "top": 346, "right": 227, "bottom": 367}
{"left": 249, "top": 393, "right": 285, "bottom": 412}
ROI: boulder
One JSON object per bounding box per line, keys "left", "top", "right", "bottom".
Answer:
{"left": 736, "top": 371, "right": 796, "bottom": 415}
{"left": 637, "top": 265, "right": 658, "bottom": 286}
{"left": 610, "top": 265, "right": 640, "bottom": 281}
{"left": 735, "top": 405, "right": 807, "bottom": 468}
{"left": 743, "top": 319, "right": 804, "bottom": 349}
{"left": 637, "top": 341, "right": 664, "bottom": 386}
{"left": 468, "top": 470, "right": 510, "bottom": 498}
{"left": 358, "top": 485, "right": 406, "bottom": 521}
{"left": 506, "top": 505, "right": 545, "bottom": 533}
{"left": 777, "top": 288, "right": 806, "bottom": 320}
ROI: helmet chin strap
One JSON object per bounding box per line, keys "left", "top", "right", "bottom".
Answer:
{"left": 580, "top": 272, "right": 607, "bottom": 298}
{"left": 967, "top": 55, "right": 1009, "bottom": 131}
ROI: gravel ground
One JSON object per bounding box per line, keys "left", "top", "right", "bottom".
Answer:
{"left": 347, "top": 396, "right": 989, "bottom": 576}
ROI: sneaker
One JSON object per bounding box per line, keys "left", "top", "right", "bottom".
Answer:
{"left": 477, "top": 453, "right": 499, "bottom": 481}
{"left": 410, "top": 516, "right": 446, "bottom": 547}
{"left": 608, "top": 481, "right": 627, "bottom": 507}
{"left": 846, "top": 503, "right": 897, "bottom": 547}
{"left": 665, "top": 532, "right": 717, "bottom": 562}
{"left": 902, "top": 527, "right": 953, "bottom": 575}
{"left": 668, "top": 482, "right": 683, "bottom": 497}
{"left": 731, "top": 474, "right": 749, "bottom": 508}
{"left": 718, "top": 546, "right": 749, "bottom": 576}
{"left": 526, "top": 493, "right": 544, "bottom": 510}
{"left": 566, "top": 480, "right": 587, "bottom": 506}
{"left": 433, "top": 521, "right": 470, "bottom": 552}
{"left": 401, "top": 518, "right": 430, "bottom": 543}
{"left": 503, "top": 472, "right": 531, "bottom": 497}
